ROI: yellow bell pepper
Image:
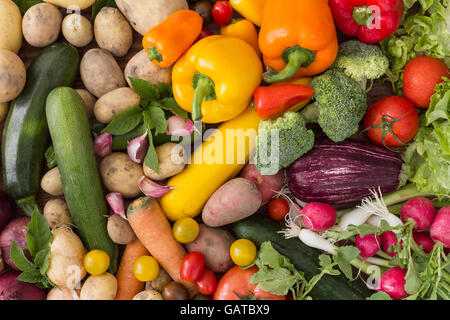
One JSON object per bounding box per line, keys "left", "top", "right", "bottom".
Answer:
{"left": 172, "top": 35, "right": 262, "bottom": 123}
{"left": 272, "top": 77, "right": 313, "bottom": 112}
{"left": 220, "top": 19, "right": 261, "bottom": 57}
{"left": 160, "top": 106, "right": 261, "bottom": 221}
{"left": 230, "top": 0, "right": 266, "bottom": 26}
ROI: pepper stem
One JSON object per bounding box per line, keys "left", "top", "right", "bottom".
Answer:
{"left": 16, "top": 195, "right": 40, "bottom": 217}
{"left": 191, "top": 73, "right": 216, "bottom": 122}
{"left": 263, "top": 46, "right": 315, "bottom": 83}
{"left": 147, "top": 47, "right": 163, "bottom": 63}
{"left": 353, "top": 6, "right": 374, "bottom": 26}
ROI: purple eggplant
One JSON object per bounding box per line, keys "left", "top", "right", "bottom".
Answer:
{"left": 287, "top": 138, "right": 403, "bottom": 205}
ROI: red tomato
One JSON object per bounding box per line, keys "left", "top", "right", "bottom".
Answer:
{"left": 195, "top": 268, "right": 217, "bottom": 295}
{"left": 267, "top": 198, "right": 290, "bottom": 221}
{"left": 212, "top": 1, "right": 233, "bottom": 26}
{"left": 403, "top": 56, "right": 449, "bottom": 108}
{"left": 180, "top": 252, "right": 205, "bottom": 282}
{"left": 363, "top": 96, "right": 419, "bottom": 147}
{"left": 213, "top": 266, "right": 286, "bottom": 300}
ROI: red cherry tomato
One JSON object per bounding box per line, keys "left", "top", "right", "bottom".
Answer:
{"left": 212, "top": 1, "right": 233, "bottom": 26}
{"left": 195, "top": 268, "right": 217, "bottom": 295}
{"left": 363, "top": 96, "right": 419, "bottom": 147}
{"left": 180, "top": 252, "right": 205, "bottom": 282}
{"left": 267, "top": 198, "right": 290, "bottom": 221}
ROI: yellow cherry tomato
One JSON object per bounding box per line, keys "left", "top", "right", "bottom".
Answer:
{"left": 84, "top": 249, "right": 110, "bottom": 275}
{"left": 133, "top": 255, "right": 160, "bottom": 282}
{"left": 230, "top": 239, "right": 257, "bottom": 267}
{"left": 172, "top": 217, "right": 200, "bottom": 244}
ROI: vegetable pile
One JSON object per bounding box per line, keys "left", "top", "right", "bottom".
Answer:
{"left": 0, "top": 0, "right": 448, "bottom": 301}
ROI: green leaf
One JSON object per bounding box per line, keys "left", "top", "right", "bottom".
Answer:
{"left": 102, "top": 106, "right": 143, "bottom": 135}
{"left": 159, "top": 97, "right": 188, "bottom": 121}
{"left": 11, "top": 0, "right": 42, "bottom": 15}
{"left": 149, "top": 106, "right": 168, "bottom": 136}
{"left": 16, "top": 271, "right": 46, "bottom": 285}
{"left": 34, "top": 248, "right": 51, "bottom": 275}
{"left": 366, "top": 291, "right": 393, "bottom": 300}
{"left": 333, "top": 246, "right": 360, "bottom": 280}
{"left": 92, "top": 0, "right": 117, "bottom": 20}
{"left": 9, "top": 242, "right": 37, "bottom": 273}
{"left": 26, "top": 210, "right": 52, "bottom": 258}
{"left": 405, "top": 260, "right": 422, "bottom": 295}
{"left": 129, "top": 77, "right": 160, "bottom": 104}
{"left": 45, "top": 145, "right": 56, "bottom": 169}
{"left": 144, "top": 133, "right": 159, "bottom": 173}
{"left": 157, "top": 83, "right": 173, "bottom": 99}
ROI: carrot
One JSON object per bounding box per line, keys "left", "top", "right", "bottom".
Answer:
{"left": 114, "top": 239, "right": 149, "bottom": 300}
{"left": 127, "top": 197, "right": 198, "bottom": 297}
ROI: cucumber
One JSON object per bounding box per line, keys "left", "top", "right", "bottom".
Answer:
{"left": 1, "top": 43, "right": 79, "bottom": 215}
{"left": 46, "top": 87, "right": 118, "bottom": 273}
{"left": 232, "top": 215, "right": 374, "bottom": 300}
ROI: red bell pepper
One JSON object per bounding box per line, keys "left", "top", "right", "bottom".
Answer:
{"left": 253, "top": 84, "right": 314, "bottom": 120}
{"left": 329, "top": 0, "right": 404, "bottom": 43}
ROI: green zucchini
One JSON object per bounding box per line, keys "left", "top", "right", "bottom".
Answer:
{"left": 232, "top": 215, "right": 374, "bottom": 300}
{"left": 1, "top": 43, "right": 79, "bottom": 215}
{"left": 46, "top": 87, "right": 118, "bottom": 273}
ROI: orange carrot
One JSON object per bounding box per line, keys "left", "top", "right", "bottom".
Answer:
{"left": 127, "top": 197, "right": 198, "bottom": 297}
{"left": 114, "top": 239, "right": 149, "bottom": 300}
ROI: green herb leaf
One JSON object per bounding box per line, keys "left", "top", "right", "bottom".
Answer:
{"left": 102, "top": 106, "right": 143, "bottom": 135}
{"left": 9, "top": 242, "right": 36, "bottom": 273}
{"left": 159, "top": 97, "right": 189, "bottom": 121}
{"left": 149, "top": 106, "right": 168, "bottom": 136}
{"left": 157, "top": 83, "right": 173, "bottom": 99}
{"left": 333, "top": 246, "right": 360, "bottom": 280}
{"left": 34, "top": 248, "right": 51, "bottom": 275}
{"left": 11, "top": 0, "right": 42, "bottom": 15}
{"left": 26, "top": 209, "right": 53, "bottom": 258}
{"left": 366, "top": 291, "right": 393, "bottom": 300}
{"left": 129, "top": 77, "right": 160, "bottom": 105}
{"left": 144, "top": 133, "right": 159, "bottom": 173}
{"left": 92, "top": 0, "right": 117, "bottom": 20}
{"left": 16, "top": 271, "right": 45, "bottom": 284}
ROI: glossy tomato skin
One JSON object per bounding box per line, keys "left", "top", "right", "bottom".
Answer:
{"left": 180, "top": 252, "right": 205, "bottom": 282}
{"left": 363, "top": 96, "right": 419, "bottom": 147}
{"left": 213, "top": 265, "right": 286, "bottom": 300}
{"left": 195, "top": 268, "right": 217, "bottom": 295}
{"left": 268, "top": 198, "right": 290, "bottom": 221}
{"left": 212, "top": 1, "right": 233, "bottom": 26}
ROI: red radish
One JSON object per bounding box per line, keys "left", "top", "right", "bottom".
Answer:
{"left": 0, "top": 217, "right": 30, "bottom": 270}
{"left": 400, "top": 197, "right": 435, "bottom": 231}
{"left": 379, "top": 267, "right": 409, "bottom": 300}
{"left": 301, "top": 202, "right": 337, "bottom": 232}
{"left": 0, "top": 192, "right": 13, "bottom": 231}
{"left": 429, "top": 206, "right": 450, "bottom": 248}
{"left": 0, "top": 271, "right": 46, "bottom": 300}
{"left": 412, "top": 232, "right": 435, "bottom": 254}
{"left": 240, "top": 164, "right": 285, "bottom": 204}
{"left": 355, "top": 233, "right": 381, "bottom": 260}
{"left": 381, "top": 231, "right": 399, "bottom": 257}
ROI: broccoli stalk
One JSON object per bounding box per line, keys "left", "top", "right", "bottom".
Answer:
{"left": 330, "top": 40, "right": 389, "bottom": 91}
{"left": 254, "top": 111, "right": 314, "bottom": 175}
{"left": 300, "top": 69, "right": 368, "bottom": 143}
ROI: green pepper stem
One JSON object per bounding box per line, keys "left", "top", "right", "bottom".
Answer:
{"left": 147, "top": 47, "right": 163, "bottom": 63}
{"left": 353, "top": 6, "right": 374, "bottom": 26}
{"left": 263, "top": 46, "right": 315, "bottom": 83}
{"left": 16, "top": 195, "right": 39, "bottom": 217}
{"left": 191, "top": 73, "right": 215, "bottom": 122}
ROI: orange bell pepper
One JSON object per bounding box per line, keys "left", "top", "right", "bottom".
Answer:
{"left": 220, "top": 19, "right": 261, "bottom": 57}
{"left": 143, "top": 10, "right": 203, "bottom": 68}
{"left": 259, "top": 0, "right": 338, "bottom": 83}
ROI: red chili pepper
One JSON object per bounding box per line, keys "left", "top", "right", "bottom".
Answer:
{"left": 253, "top": 84, "right": 315, "bottom": 120}
{"left": 212, "top": 1, "right": 234, "bottom": 26}
{"left": 328, "top": 0, "right": 404, "bottom": 43}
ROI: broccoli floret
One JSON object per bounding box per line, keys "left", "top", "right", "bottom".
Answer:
{"left": 254, "top": 111, "right": 314, "bottom": 175}
{"left": 301, "top": 69, "right": 367, "bottom": 143}
{"left": 331, "top": 40, "right": 389, "bottom": 89}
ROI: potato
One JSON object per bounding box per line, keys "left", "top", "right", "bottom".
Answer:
{"left": 132, "top": 289, "right": 163, "bottom": 300}
{"left": 107, "top": 214, "right": 136, "bottom": 245}
{"left": 62, "top": 14, "right": 93, "bottom": 48}
{"left": 47, "top": 227, "right": 87, "bottom": 289}
{"left": 46, "top": 287, "right": 80, "bottom": 300}
{"left": 124, "top": 49, "right": 172, "bottom": 87}
{"left": 0, "top": 102, "right": 9, "bottom": 122}
{"left": 94, "top": 7, "right": 133, "bottom": 57}
{"left": 100, "top": 152, "right": 144, "bottom": 198}
{"left": 80, "top": 48, "right": 126, "bottom": 98}
{"left": 0, "top": 0, "right": 23, "bottom": 54}
{"left": 22, "top": 3, "right": 62, "bottom": 47}
{"left": 44, "top": 0, "right": 95, "bottom": 10}
{"left": 202, "top": 178, "right": 262, "bottom": 227}
{"left": 75, "top": 89, "right": 96, "bottom": 118}
{"left": 143, "top": 143, "right": 185, "bottom": 181}
{"left": 80, "top": 273, "right": 118, "bottom": 300}
{"left": 185, "top": 224, "right": 235, "bottom": 273}
{"left": 43, "top": 198, "right": 73, "bottom": 229}
{"left": 0, "top": 50, "right": 26, "bottom": 103}
{"left": 94, "top": 87, "right": 140, "bottom": 124}
{"left": 116, "top": 0, "right": 188, "bottom": 36}
{"left": 41, "top": 167, "right": 64, "bottom": 196}
{"left": 145, "top": 268, "right": 171, "bottom": 292}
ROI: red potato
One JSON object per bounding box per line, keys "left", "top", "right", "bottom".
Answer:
{"left": 202, "top": 178, "right": 262, "bottom": 227}
{"left": 0, "top": 216, "right": 30, "bottom": 270}
{"left": 185, "top": 224, "right": 235, "bottom": 273}
{"left": 240, "top": 164, "right": 285, "bottom": 204}
{"left": 0, "top": 271, "right": 46, "bottom": 300}
{"left": 403, "top": 56, "right": 449, "bottom": 108}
